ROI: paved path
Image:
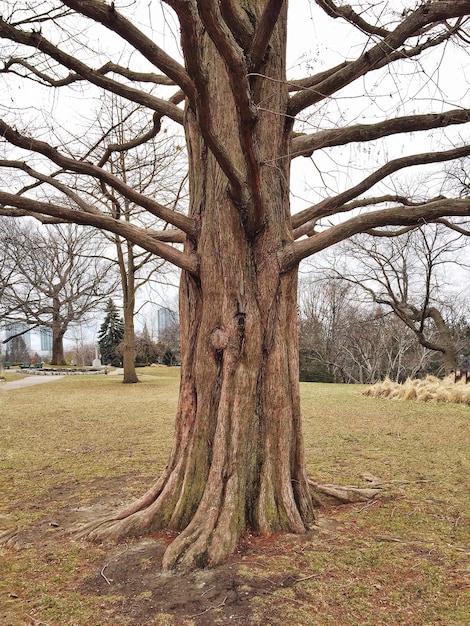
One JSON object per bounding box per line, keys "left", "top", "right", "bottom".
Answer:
{"left": 0, "top": 375, "right": 66, "bottom": 391}
{"left": 0, "top": 367, "right": 124, "bottom": 391}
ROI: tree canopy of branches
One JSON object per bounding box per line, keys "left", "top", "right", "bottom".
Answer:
{"left": 0, "top": 219, "right": 117, "bottom": 364}
{"left": 1, "top": 0, "right": 470, "bottom": 570}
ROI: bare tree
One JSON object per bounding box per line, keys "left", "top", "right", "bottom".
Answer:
{"left": 323, "top": 225, "right": 470, "bottom": 375}
{"left": 298, "top": 277, "right": 429, "bottom": 383}
{"left": 0, "top": 219, "right": 117, "bottom": 364}
{"left": 1, "top": 1, "right": 470, "bottom": 569}
{"left": 85, "top": 97, "right": 185, "bottom": 383}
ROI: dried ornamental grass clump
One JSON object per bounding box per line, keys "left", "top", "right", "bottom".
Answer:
{"left": 363, "top": 374, "right": 470, "bottom": 405}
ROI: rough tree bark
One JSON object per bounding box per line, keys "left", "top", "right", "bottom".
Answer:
{"left": 83, "top": 1, "right": 317, "bottom": 570}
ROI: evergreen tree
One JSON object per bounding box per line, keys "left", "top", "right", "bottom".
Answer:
{"left": 5, "top": 335, "right": 30, "bottom": 363}
{"left": 98, "top": 300, "right": 125, "bottom": 367}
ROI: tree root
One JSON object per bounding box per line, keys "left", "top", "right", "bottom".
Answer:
{"left": 309, "top": 479, "right": 387, "bottom": 506}
{"left": 73, "top": 507, "right": 159, "bottom": 544}
{"left": 0, "top": 527, "right": 19, "bottom": 547}
{"left": 73, "top": 478, "right": 389, "bottom": 545}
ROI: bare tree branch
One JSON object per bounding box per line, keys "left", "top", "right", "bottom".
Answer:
{"left": 0, "top": 160, "right": 101, "bottom": 215}
{"left": 314, "top": 0, "right": 390, "bottom": 37}
{"left": 197, "top": 0, "right": 264, "bottom": 232}
{"left": 291, "top": 109, "right": 470, "bottom": 159}
{"left": 435, "top": 217, "right": 470, "bottom": 235}
{"left": 288, "top": 1, "right": 470, "bottom": 116}
{"left": 284, "top": 198, "right": 470, "bottom": 269}
{"left": 166, "top": 0, "right": 248, "bottom": 207}
{"left": 0, "top": 18, "right": 184, "bottom": 124}
{"left": 288, "top": 25, "right": 461, "bottom": 96}
{"left": 249, "top": 0, "right": 285, "bottom": 70}
{"left": 292, "top": 144, "right": 470, "bottom": 234}
{"left": 0, "top": 119, "right": 194, "bottom": 236}
{"left": 1, "top": 57, "right": 177, "bottom": 87}
{"left": 364, "top": 225, "right": 420, "bottom": 238}
{"left": 0, "top": 190, "right": 197, "bottom": 274}
{"left": 220, "top": 1, "right": 253, "bottom": 49}
{"left": 61, "top": 0, "right": 194, "bottom": 101}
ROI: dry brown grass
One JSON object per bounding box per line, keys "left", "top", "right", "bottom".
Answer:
{"left": 364, "top": 374, "right": 470, "bottom": 405}
{"left": 0, "top": 370, "right": 469, "bottom": 625}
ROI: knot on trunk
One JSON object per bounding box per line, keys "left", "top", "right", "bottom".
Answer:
{"left": 209, "top": 328, "right": 229, "bottom": 352}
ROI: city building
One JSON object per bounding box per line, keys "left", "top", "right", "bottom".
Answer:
{"left": 157, "top": 307, "right": 178, "bottom": 340}
{"left": 1, "top": 323, "right": 53, "bottom": 360}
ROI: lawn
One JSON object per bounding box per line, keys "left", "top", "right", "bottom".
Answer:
{"left": 0, "top": 368, "right": 469, "bottom": 625}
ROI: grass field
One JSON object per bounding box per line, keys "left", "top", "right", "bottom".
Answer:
{"left": 0, "top": 368, "right": 469, "bottom": 625}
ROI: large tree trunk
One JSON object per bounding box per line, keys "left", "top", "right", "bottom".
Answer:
{"left": 82, "top": 1, "right": 315, "bottom": 570}
{"left": 50, "top": 331, "right": 65, "bottom": 366}
{"left": 426, "top": 307, "right": 457, "bottom": 375}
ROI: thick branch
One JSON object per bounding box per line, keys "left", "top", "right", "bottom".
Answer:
{"left": 291, "top": 109, "right": 470, "bottom": 159}
{"left": 170, "top": 1, "right": 248, "bottom": 205}
{"left": 365, "top": 225, "right": 419, "bottom": 238}
{"left": 288, "top": 1, "right": 470, "bottom": 116}
{"left": 96, "top": 61, "right": 177, "bottom": 86}
{"left": 220, "top": 1, "right": 253, "bottom": 49}
{"left": 292, "top": 144, "right": 470, "bottom": 233}
{"left": 0, "top": 19, "right": 183, "bottom": 124}
{"left": 197, "top": 0, "right": 275, "bottom": 234}
{"left": 295, "top": 196, "right": 417, "bottom": 239}
{"left": 0, "top": 207, "right": 63, "bottom": 224}
{"left": 249, "top": 0, "right": 284, "bottom": 70}
{"left": 0, "top": 191, "right": 197, "bottom": 275}
{"left": 0, "top": 120, "right": 195, "bottom": 236}
{"left": 197, "top": 0, "right": 261, "bottom": 223}
{"left": 61, "top": 0, "right": 194, "bottom": 101}
{"left": 149, "top": 228, "right": 186, "bottom": 244}
{"left": 283, "top": 198, "right": 470, "bottom": 270}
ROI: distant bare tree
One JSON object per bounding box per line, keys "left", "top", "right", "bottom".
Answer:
{"left": 84, "top": 98, "right": 185, "bottom": 383}
{"left": 320, "top": 225, "right": 470, "bottom": 375}
{"left": 299, "top": 277, "right": 430, "bottom": 383}
{"left": 1, "top": 219, "right": 117, "bottom": 364}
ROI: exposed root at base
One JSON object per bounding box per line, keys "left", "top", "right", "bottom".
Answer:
{"left": 74, "top": 509, "right": 158, "bottom": 544}
{"left": 72, "top": 478, "right": 390, "bottom": 546}
{"left": 74, "top": 518, "right": 122, "bottom": 543}
{"left": 309, "top": 479, "right": 388, "bottom": 506}
{"left": 0, "top": 526, "right": 18, "bottom": 547}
